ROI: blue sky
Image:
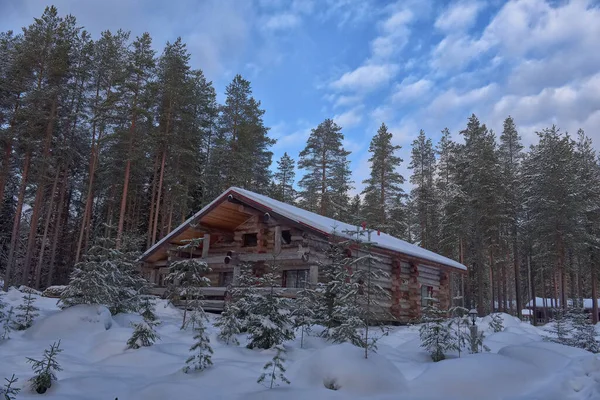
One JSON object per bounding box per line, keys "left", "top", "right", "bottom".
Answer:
{"left": 2, "top": 0, "right": 600, "bottom": 194}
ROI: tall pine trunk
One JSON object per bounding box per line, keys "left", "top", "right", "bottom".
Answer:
{"left": 3, "top": 151, "right": 31, "bottom": 291}
{"left": 33, "top": 167, "right": 60, "bottom": 289}
{"left": 46, "top": 168, "right": 67, "bottom": 287}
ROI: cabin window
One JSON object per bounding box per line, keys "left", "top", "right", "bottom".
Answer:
{"left": 281, "top": 230, "right": 292, "bottom": 244}
{"left": 242, "top": 233, "right": 258, "bottom": 247}
{"left": 283, "top": 269, "right": 308, "bottom": 288}
{"left": 220, "top": 271, "right": 234, "bottom": 287}
{"left": 421, "top": 285, "right": 434, "bottom": 307}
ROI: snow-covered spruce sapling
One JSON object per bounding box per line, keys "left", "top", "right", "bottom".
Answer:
{"left": 184, "top": 319, "right": 213, "bottom": 373}
{"left": 419, "top": 305, "right": 453, "bottom": 362}
{"left": 15, "top": 292, "right": 39, "bottom": 330}
{"left": 488, "top": 313, "right": 504, "bottom": 333}
{"left": 127, "top": 321, "right": 160, "bottom": 349}
{"left": 2, "top": 307, "right": 16, "bottom": 340}
{"left": 257, "top": 345, "right": 290, "bottom": 389}
{"left": 569, "top": 309, "right": 600, "bottom": 353}
{"left": 59, "top": 236, "right": 148, "bottom": 315}
{"left": 292, "top": 285, "right": 315, "bottom": 349}
{"left": 127, "top": 296, "right": 161, "bottom": 349}
{"left": 0, "top": 291, "right": 7, "bottom": 321}
{"left": 164, "top": 238, "right": 211, "bottom": 330}
{"left": 26, "top": 340, "right": 63, "bottom": 394}
{"left": 0, "top": 374, "right": 20, "bottom": 400}
{"left": 215, "top": 299, "right": 241, "bottom": 345}
{"left": 449, "top": 306, "right": 469, "bottom": 357}
{"left": 544, "top": 308, "right": 572, "bottom": 346}
{"left": 245, "top": 261, "right": 295, "bottom": 350}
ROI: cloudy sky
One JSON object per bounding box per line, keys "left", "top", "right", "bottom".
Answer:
{"left": 2, "top": 0, "right": 600, "bottom": 193}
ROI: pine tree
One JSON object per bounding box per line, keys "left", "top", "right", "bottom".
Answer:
{"left": 227, "top": 263, "right": 258, "bottom": 331}
{"left": 488, "top": 313, "right": 504, "bottom": 333}
{"left": 245, "top": 262, "right": 295, "bottom": 350}
{"left": 569, "top": 308, "right": 599, "bottom": 353}
{"left": 449, "top": 306, "right": 470, "bottom": 357}
{"left": 273, "top": 152, "right": 296, "bottom": 204}
{"left": 419, "top": 305, "right": 453, "bottom": 362}
{"left": 0, "top": 374, "right": 20, "bottom": 400}
{"left": 257, "top": 345, "right": 290, "bottom": 388}
{"left": 298, "top": 119, "right": 352, "bottom": 218}
{"left": 362, "top": 123, "right": 405, "bottom": 233}
{"left": 15, "top": 292, "right": 39, "bottom": 330}
{"left": 215, "top": 300, "right": 241, "bottom": 345}
{"left": 184, "top": 318, "right": 213, "bottom": 373}
{"left": 27, "top": 340, "right": 63, "bottom": 394}
{"left": 409, "top": 130, "right": 438, "bottom": 250}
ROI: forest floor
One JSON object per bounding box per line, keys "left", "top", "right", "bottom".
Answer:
{"left": 1, "top": 288, "right": 599, "bottom": 400}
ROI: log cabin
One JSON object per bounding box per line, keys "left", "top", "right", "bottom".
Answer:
{"left": 139, "top": 187, "right": 467, "bottom": 322}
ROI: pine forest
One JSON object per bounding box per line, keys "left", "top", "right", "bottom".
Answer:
{"left": 2, "top": 6, "right": 600, "bottom": 325}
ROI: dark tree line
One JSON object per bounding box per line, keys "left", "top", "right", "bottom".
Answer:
{"left": 2, "top": 7, "right": 600, "bottom": 326}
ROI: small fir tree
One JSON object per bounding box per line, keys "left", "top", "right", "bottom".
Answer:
{"left": 127, "top": 321, "right": 160, "bottom": 349}
{"left": 292, "top": 285, "right": 315, "bottom": 348}
{"left": 59, "top": 236, "right": 148, "bottom": 315}
{"left": 1, "top": 307, "right": 15, "bottom": 340}
{"left": 127, "top": 295, "right": 160, "bottom": 349}
{"left": 449, "top": 306, "right": 470, "bottom": 357}
{"left": 15, "top": 292, "right": 39, "bottom": 330}
{"left": 488, "top": 313, "right": 504, "bottom": 333}
{"left": 245, "top": 261, "right": 295, "bottom": 350}
{"left": 184, "top": 319, "right": 213, "bottom": 373}
{"left": 569, "top": 308, "right": 600, "bottom": 353}
{"left": 164, "top": 238, "right": 211, "bottom": 329}
{"left": 419, "top": 305, "right": 453, "bottom": 362}
{"left": 0, "top": 374, "right": 20, "bottom": 400}
{"left": 227, "top": 263, "right": 259, "bottom": 332}
{"left": 544, "top": 308, "right": 572, "bottom": 345}
{"left": 215, "top": 299, "right": 241, "bottom": 345}
{"left": 26, "top": 340, "right": 63, "bottom": 394}
{"left": 257, "top": 345, "right": 290, "bottom": 389}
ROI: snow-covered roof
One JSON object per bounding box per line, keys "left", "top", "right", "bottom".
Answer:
{"left": 525, "top": 297, "right": 600, "bottom": 308}
{"left": 140, "top": 187, "right": 467, "bottom": 271}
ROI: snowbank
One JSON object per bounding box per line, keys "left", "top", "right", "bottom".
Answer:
{"left": 289, "top": 343, "right": 408, "bottom": 395}
{"left": 410, "top": 353, "right": 546, "bottom": 400}
{"left": 24, "top": 304, "right": 113, "bottom": 341}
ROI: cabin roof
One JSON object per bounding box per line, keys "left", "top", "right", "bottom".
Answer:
{"left": 140, "top": 187, "right": 467, "bottom": 271}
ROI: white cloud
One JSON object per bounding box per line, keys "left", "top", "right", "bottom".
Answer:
{"left": 333, "top": 95, "right": 362, "bottom": 108}
{"left": 334, "top": 106, "right": 364, "bottom": 129}
{"left": 371, "top": 9, "right": 413, "bottom": 59}
{"left": 262, "top": 12, "right": 302, "bottom": 31}
{"left": 434, "top": 1, "right": 484, "bottom": 32}
{"left": 330, "top": 64, "right": 399, "bottom": 92}
{"left": 391, "top": 79, "right": 433, "bottom": 103}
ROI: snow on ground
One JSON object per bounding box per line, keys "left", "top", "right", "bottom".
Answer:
{"left": 1, "top": 293, "right": 600, "bottom": 400}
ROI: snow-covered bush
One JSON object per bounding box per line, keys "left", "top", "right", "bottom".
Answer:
{"left": 59, "top": 237, "right": 148, "bottom": 315}
{"left": 0, "top": 374, "right": 20, "bottom": 400}
{"left": 27, "top": 340, "right": 63, "bottom": 394}
{"left": 41, "top": 285, "right": 66, "bottom": 299}
{"left": 15, "top": 292, "right": 39, "bottom": 330}
{"left": 419, "top": 305, "right": 453, "bottom": 362}
{"left": 184, "top": 319, "right": 213, "bottom": 373}
{"left": 569, "top": 308, "right": 599, "bottom": 353}
{"left": 258, "top": 345, "right": 290, "bottom": 388}
{"left": 292, "top": 286, "right": 315, "bottom": 348}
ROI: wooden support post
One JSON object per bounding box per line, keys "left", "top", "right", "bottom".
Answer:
{"left": 309, "top": 264, "right": 319, "bottom": 285}
{"left": 408, "top": 262, "right": 421, "bottom": 321}
{"left": 390, "top": 258, "right": 402, "bottom": 320}
{"left": 274, "top": 225, "right": 282, "bottom": 255}
{"left": 233, "top": 265, "right": 241, "bottom": 285}
{"left": 202, "top": 234, "right": 210, "bottom": 258}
